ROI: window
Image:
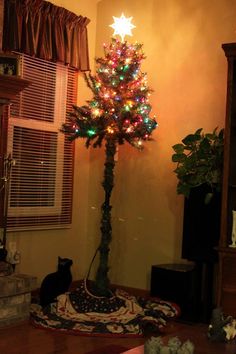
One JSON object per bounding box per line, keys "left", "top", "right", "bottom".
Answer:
{"left": 6, "top": 54, "right": 77, "bottom": 230}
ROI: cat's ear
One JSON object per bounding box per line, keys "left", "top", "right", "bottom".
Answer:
{"left": 58, "top": 256, "right": 61, "bottom": 261}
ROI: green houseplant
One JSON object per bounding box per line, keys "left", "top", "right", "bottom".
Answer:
{"left": 172, "top": 127, "right": 224, "bottom": 204}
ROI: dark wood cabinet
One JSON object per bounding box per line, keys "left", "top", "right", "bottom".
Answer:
{"left": 217, "top": 43, "right": 236, "bottom": 316}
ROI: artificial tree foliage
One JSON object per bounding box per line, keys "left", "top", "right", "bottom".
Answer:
{"left": 62, "top": 38, "right": 157, "bottom": 296}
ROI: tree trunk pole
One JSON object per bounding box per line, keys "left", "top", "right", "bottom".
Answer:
{"left": 94, "top": 139, "right": 116, "bottom": 297}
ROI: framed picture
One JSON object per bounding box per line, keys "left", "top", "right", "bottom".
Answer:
{"left": 0, "top": 54, "right": 20, "bottom": 76}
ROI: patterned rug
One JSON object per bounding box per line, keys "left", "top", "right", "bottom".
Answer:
{"left": 85, "top": 345, "right": 128, "bottom": 354}
{"left": 30, "top": 279, "right": 180, "bottom": 337}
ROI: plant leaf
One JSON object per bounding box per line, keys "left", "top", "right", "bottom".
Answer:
{"left": 172, "top": 153, "right": 186, "bottom": 163}
{"left": 204, "top": 192, "right": 213, "bottom": 204}
{"left": 194, "top": 128, "right": 203, "bottom": 135}
{"left": 172, "top": 143, "right": 184, "bottom": 154}
{"left": 177, "top": 183, "right": 190, "bottom": 198}
{"left": 182, "top": 133, "right": 201, "bottom": 145}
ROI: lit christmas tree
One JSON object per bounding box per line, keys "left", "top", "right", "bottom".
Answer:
{"left": 62, "top": 15, "right": 157, "bottom": 296}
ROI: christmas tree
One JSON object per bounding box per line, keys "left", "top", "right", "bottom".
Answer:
{"left": 62, "top": 15, "right": 157, "bottom": 296}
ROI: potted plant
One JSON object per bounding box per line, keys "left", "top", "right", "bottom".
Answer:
{"left": 172, "top": 127, "right": 224, "bottom": 204}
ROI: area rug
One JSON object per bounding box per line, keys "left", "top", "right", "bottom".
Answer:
{"left": 85, "top": 345, "right": 129, "bottom": 354}
{"left": 30, "top": 279, "right": 180, "bottom": 337}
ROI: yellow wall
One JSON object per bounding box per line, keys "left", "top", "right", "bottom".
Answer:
{"left": 7, "top": 0, "right": 236, "bottom": 290}
{"left": 6, "top": 0, "right": 99, "bottom": 286}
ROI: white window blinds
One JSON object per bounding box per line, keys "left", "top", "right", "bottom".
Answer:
{"left": 6, "top": 54, "right": 77, "bottom": 230}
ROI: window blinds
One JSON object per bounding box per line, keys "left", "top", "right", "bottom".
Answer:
{"left": 6, "top": 54, "right": 77, "bottom": 230}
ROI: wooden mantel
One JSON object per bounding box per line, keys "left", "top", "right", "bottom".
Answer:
{"left": 0, "top": 74, "right": 31, "bottom": 102}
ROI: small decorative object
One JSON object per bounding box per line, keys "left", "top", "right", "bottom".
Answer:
{"left": 230, "top": 210, "right": 236, "bottom": 248}
{"left": 7, "top": 248, "right": 21, "bottom": 272}
{"left": 0, "top": 238, "right": 7, "bottom": 262}
{"left": 0, "top": 156, "right": 15, "bottom": 277}
{"left": 0, "top": 242, "right": 13, "bottom": 276}
{"left": 109, "top": 13, "right": 136, "bottom": 42}
{"left": 208, "top": 308, "right": 233, "bottom": 342}
{"left": 0, "top": 154, "right": 15, "bottom": 275}
{"left": 144, "top": 336, "right": 194, "bottom": 354}
{"left": 0, "top": 53, "right": 19, "bottom": 76}
{"left": 0, "top": 261, "right": 13, "bottom": 276}
{"left": 224, "top": 319, "right": 236, "bottom": 341}
{"left": 39, "top": 257, "right": 73, "bottom": 308}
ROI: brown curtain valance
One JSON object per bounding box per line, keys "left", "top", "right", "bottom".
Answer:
{"left": 3, "top": 0, "right": 90, "bottom": 71}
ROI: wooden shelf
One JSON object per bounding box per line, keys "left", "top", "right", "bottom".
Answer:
{"left": 217, "top": 246, "right": 236, "bottom": 253}
{"left": 0, "top": 74, "right": 31, "bottom": 102}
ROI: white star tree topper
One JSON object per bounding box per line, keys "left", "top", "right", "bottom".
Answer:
{"left": 110, "top": 13, "right": 136, "bottom": 42}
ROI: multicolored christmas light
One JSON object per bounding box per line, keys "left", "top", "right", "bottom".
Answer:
{"left": 62, "top": 28, "right": 157, "bottom": 149}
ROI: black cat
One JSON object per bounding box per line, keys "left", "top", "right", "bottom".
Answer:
{"left": 39, "top": 257, "right": 73, "bottom": 308}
